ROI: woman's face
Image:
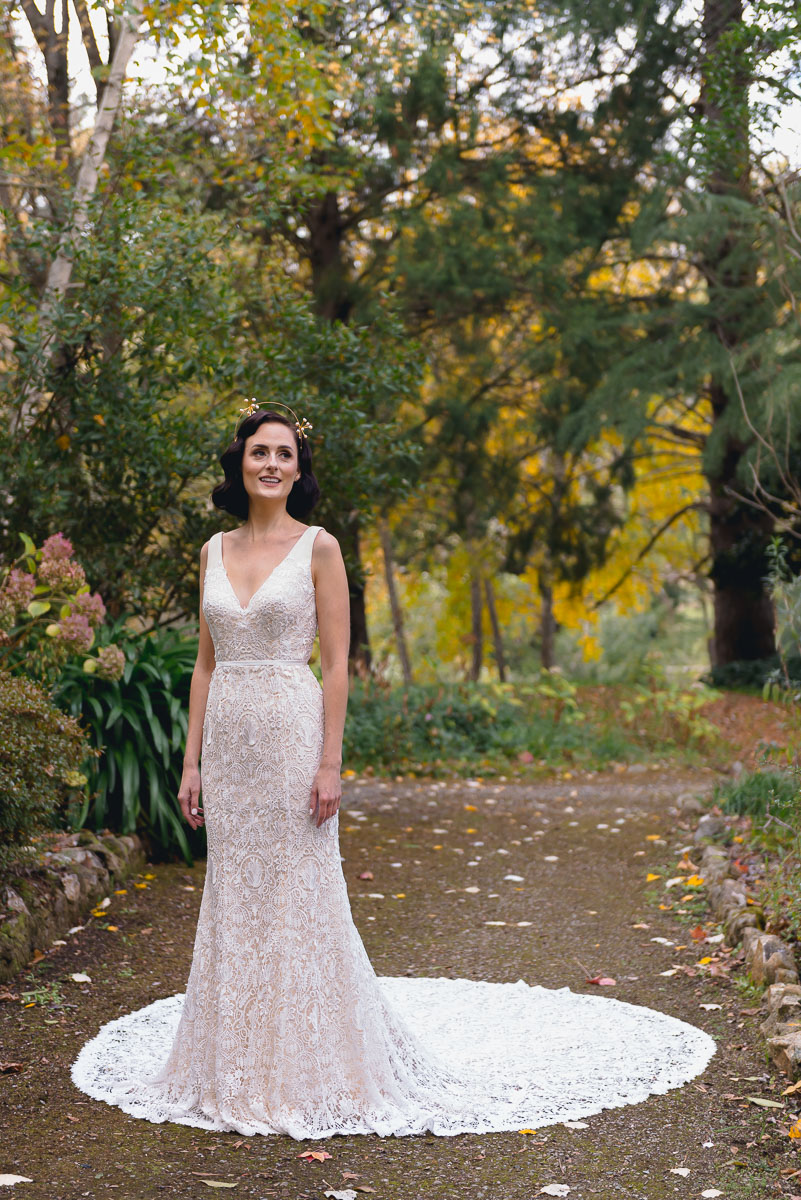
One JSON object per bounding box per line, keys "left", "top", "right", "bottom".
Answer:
{"left": 241, "top": 421, "right": 300, "bottom": 507}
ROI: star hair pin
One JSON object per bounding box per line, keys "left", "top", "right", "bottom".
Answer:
{"left": 237, "top": 398, "right": 313, "bottom": 442}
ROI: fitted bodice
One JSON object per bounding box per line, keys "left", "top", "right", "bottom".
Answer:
{"left": 202, "top": 526, "right": 321, "bottom": 664}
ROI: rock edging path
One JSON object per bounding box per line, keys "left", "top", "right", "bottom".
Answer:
{"left": 0, "top": 830, "right": 146, "bottom": 982}
{"left": 694, "top": 812, "right": 801, "bottom": 1079}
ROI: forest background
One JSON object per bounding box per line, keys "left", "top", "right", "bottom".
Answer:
{"left": 2, "top": 0, "right": 801, "bottom": 860}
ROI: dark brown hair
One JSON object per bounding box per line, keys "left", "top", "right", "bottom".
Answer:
{"left": 211, "top": 410, "right": 320, "bottom": 520}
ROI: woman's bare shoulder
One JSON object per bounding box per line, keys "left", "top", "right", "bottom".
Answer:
{"left": 312, "top": 528, "right": 342, "bottom": 557}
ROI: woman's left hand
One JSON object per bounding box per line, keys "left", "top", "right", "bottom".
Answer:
{"left": 310, "top": 764, "right": 342, "bottom": 827}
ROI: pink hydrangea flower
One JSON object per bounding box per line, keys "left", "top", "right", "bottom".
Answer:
{"left": 41, "top": 532, "right": 74, "bottom": 561}
{"left": 58, "top": 611, "right": 94, "bottom": 652}
{"left": 0, "top": 591, "right": 15, "bottom": 630}
{"left": 71, "top": 590, "right": 106, "bottom": 628}
{"left": 96, "top": 644, "right": 126, "bottom": 682}
{"left": 39, "top": 556, "right": 86, "bottom": 592}
{"left": 4, "top": 569, "right": 36, "bottom": 613}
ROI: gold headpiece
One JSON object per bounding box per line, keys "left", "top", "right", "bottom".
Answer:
{"left": 237, "top": 398, "right": 313, "bottom": 441}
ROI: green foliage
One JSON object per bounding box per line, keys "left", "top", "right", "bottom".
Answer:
{"left": 344, "top": 679, "right": 626, "bottom": 775}
{"left": 763, "top": 539, "right": 801, "bottom": 698}
{"left": 0, "top": 671, "right": 88, "bottom": 869}
{"left": 56, "top": 624, "right": 201, "bottom": 863}
{"left": 714, "top": 770, "right": 799, "bottom": 819}
{"left": 617, "top": 684, "right": 721, "bottom": 752}
{"left": 706, "top": 657, "right": 788, "bottom": 693}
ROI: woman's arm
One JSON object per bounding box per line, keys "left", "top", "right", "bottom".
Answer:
{"left": 177, "top": 540, "right": 216, "bottom": 831}
{"left": 310, "top": 530, "right": 350, "bottom": 827}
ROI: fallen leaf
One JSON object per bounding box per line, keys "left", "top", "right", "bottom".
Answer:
{"left": 0, "top": 1177, "right": 33, "bottom": 1186}
{"left": 354, "top": 1189, "right": 376, "bottom": 1195}
{"left": 788, "top": 1117, "right": 801, "bottom": 1138}
{"left": 341, "top": 1174, "right": 359, "bottom": 1182}
{"left": 746, "top": 1096, "right": 784, "bottom": 1109}
{"left": 700, "top": 1192, "right": 723, "bottom": 1198}
{"left": 690, "top": 925, "right": 707, "bottom": 941}
{"left": 685, "top": 875, "right": 704, "bottom": 887}
{"left": 651, "top": 937, "right": 674, "bottom": 945}
{"left": 783, "top": 1082, "right": 801, "bottom": 1097}
{"left": 298, "top": 1151, "right": 332, "bottom": 1162}
{"left": 700, "top": 1004, "right": 722, "bottom": 1011}
{"left": 659, "top": 968, "right": 679, "bottom": 977}
{"left": 358, "top": 871, "right": 374, "bottom": 881}
{"left": 0, "top": 1063, "right": 25, "bottom": 1074}
{"left": 586, "top": 976, "right": 616, "bottom": 986}
{"left": 539, "top": 1187, "right": 570, "bottom": 1197}
{"left": 27, "top": 951, "right": 44, "bottom": 966}
{"left": 646, "top": 873, "right": 661, "bottom": 882}
{"left": 669, "top": 1167, "right": 691, "bottom": 1177}
{"left": 68, "top": 973, "right": 91, "bottom": 983}
{"left": 201, "top": 1183, "right": 238, "bottom": 1189}
{"left": 0, "top": 991, "right": 18, "bottom": 1003}
{"left": 645, "top": 834, "right": 662, "bottom": 841}
{"left": 519, "top": 1128, "right": 538, "bottom": 1135}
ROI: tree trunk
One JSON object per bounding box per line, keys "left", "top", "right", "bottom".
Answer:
{"left": 16, "top": 0, "right": 144, "bottom": 433}
{"left": 540, "top": 578, "right": 556, "bottom": 670}
{"left": 326, "top": 512, "right": 371, "bottom": 677}
{"left": 468, "top": 566, "right": 483, "bottom": 682}
{"left": 304, "top": 187, "right": 370, "bottom": 669}
{"left": 699, "top": 0, "right": 776, "bottom": 665}
{"left": 484, "top": 577, "right": 507, "bottom": 682}
{"left": 305, "top": 190, "right": 353, "bottom": 323}
{"left": 379, "top": 519, "right": 413, "bottom": 686}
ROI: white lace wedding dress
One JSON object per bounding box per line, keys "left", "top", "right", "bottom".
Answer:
{"left": 71, "top": 525, "right": 715, "bottom": 1138}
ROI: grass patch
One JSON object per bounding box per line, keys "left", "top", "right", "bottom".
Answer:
{"left": 715, "top": 769, "right": 799, "bottom": 819}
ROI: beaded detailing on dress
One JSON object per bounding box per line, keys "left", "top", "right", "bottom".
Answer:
{"left": 71, "top": 524, "right": 715, "bottom": 1138}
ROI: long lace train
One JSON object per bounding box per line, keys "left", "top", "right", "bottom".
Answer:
{"left": 71, "top": 975, "right": 714, "bottom": 1139}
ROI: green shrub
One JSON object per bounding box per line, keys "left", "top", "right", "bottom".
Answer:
{"left": 715, "top": 769, "right": 799, "bottom": 819}
{"left": 56, "top": 623, "right": 201, "bottom": 862}
{"left": 0, "top": 671, "right": 88, "bottom": 868}
{"left": 344, "top": 678, "right": 613, "bottom": 774}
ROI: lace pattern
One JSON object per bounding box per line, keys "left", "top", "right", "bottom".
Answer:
{"left": 70, "top": 524, "right": 716, "bottom": 1138}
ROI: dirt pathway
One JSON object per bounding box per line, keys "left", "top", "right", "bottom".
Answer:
{"left": 1, "top": 766, "right": 798, "bottom": 1199}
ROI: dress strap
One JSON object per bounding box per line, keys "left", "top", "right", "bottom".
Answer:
{"left": 296, "top": 525, "right": 323, "bottom": 566}
{"left": 207, "top": 530, "right": 224, "bottom": 570}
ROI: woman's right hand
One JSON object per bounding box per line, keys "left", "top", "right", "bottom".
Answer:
{"left": 178, "top": 765, "right": 204, "bottom": 829}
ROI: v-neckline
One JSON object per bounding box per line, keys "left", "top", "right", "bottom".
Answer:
{"left": 219, "top": 527, "right": 311, "bottom": 612}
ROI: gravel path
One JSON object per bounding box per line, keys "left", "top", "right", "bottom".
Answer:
{"left": 1, "top": 766, "right": 798, "bottom": 1199}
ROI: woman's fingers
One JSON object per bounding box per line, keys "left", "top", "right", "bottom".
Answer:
{"left": 314, "top": 790, "right": 341, "bottom": 827}
{"left": 178, "top": 784, "right": 204, "bottom": 829}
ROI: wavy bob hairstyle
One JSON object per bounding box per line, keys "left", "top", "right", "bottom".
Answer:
{"left": 211, "top": 410, "right": 321, "bottom": 521}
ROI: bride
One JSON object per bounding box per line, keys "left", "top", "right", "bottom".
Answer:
{"left": 71, "top": 400, "right": 715, "bottom": 1139}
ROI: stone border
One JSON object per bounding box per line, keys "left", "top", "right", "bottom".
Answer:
{"left": 692, "top": 813, "right": 801, "bottom": 1078}
{"left": 0, "top": 829, "right": 146, "bottom": 983}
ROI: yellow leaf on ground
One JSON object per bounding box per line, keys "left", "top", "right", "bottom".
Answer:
{"left": 646, "top": 873, "right": 661, "bottom": 882}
